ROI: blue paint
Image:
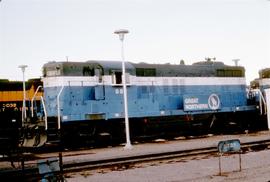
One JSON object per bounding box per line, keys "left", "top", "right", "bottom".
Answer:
{"left": 44, "top": 83, "right": 251, "bottom": 122}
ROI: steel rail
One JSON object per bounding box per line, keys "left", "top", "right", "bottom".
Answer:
{"left": 1, "top": 139, "right": 270, "bottom": 180}
{"left": 63, "top": 139, "right": 270, "bottom": 172}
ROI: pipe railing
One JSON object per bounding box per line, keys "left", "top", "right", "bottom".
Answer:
{"left": 31, "top": 85, "right": 43, "bottom": 117}
{"left": 39, "top": 96, "right": 48, "bottom": 130}
{"left": 252, "top": 89, "right": 267, "bottom": 115}
{"left": 30, "top": 85, "right": 48, "bottom": 130}
{"left": 57, "top": 86, "right": 64, "bottom": 130}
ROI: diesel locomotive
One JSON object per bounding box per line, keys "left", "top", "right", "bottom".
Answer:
{"left": 30, "top": 59, "right": 264, "bottom": 146}
{"left": 1, "top": 60, "right": 267, "bottom": 148}
{"left": 250, "top": 68, "right": 270, "bottom": 122}
{"left": 0, "top": 78, "right": 43, "bottom": 152}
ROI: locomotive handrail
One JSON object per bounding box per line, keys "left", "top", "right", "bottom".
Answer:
{"left": 30, "top": 85, "right": 48, "bottom": 130}
{"left": 30, "top": 95, "right": 48, "bottom": 130}
{"left": 258, "top": 89, "right": 267, "bottom": 115}
{"left": 31, "top": 85, "right": 43, "bottom": 117}
{"left": 40, "top": 96, "right": 48, "bottom": 130}
{"left": 57, "top": 85, "right": 64, "bottom": 130}
{"left": 252, "top": 89, "right": 267, "bottom": 115}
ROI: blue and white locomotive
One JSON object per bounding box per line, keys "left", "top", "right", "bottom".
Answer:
{"left": 250, "top": 68, "right": 270, "bottom": 127}
{"left": 40, "top": 59, "right": 261, "bottom": 145}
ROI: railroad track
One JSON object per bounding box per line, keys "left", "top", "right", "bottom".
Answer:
{"left": 1, "top": 138, "right": 270, "bottom": 181}
{"left": 63, "top": 139, "right": 270, "bottom": 172}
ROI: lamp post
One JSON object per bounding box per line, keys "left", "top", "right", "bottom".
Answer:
{"left": 19, "top": 65, "right": 28, "bottom": 124}
{"left": 114, "top": 29, "right": 132, "bottom": 150}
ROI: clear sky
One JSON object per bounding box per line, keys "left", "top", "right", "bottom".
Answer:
{"left": 0, "top": 0, "right": 269, "bottom": 82}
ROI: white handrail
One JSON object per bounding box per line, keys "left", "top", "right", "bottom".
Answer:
{"left": 57, "top": 86, "right": 64, "bottom": 130}
{"left": 39, "top": 96, "right": 48, "bottom": 130}
{"left": 30, "top": 95, "right": 48, "bottom": 130}
{"left": 31, "top": 85, "right": 42, "bottom": 117}
{"left": 252, "top": 89, "right": 267, "bottom": 115}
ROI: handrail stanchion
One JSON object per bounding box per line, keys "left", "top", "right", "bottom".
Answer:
{"left": 57, "top": 86, "right": 64, "bottom": 130}
{"left": 31, "top": 85, "right": 42, "bottom": 117}
{"left": 39, "top": 96, "right": 48, "bottom": 130}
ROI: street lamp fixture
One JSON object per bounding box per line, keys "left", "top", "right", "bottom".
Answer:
{"left": 18, "top": 65, "right": 28, "bottom": 124}
{"left": 114, "top": 29, "right": 133, "bottom": 150}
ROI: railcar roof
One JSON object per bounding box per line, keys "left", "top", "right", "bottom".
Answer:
{"left": 131, "top": 61, "right": 244, "bottom": 77}
{"left": 44, "top": 60, "right": 241, "bottom": 70}
{"left": 43, "top": 60, "right": 245, "bottom": 77}
{"left": 86, "top": 60, "right": 134, "bottom": 70}
{"left": 44, "top": 60, "right": 134, "bottom": 69}
{"left": 132, "top": 61, "right": 233, "bottom": 69}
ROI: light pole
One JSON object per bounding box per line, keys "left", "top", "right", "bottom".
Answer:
{"left": 114, "top": 29, "right": 132, "bottom": 150}
{"left": 19, "top": 65, "right": 28, "bottom": 124}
